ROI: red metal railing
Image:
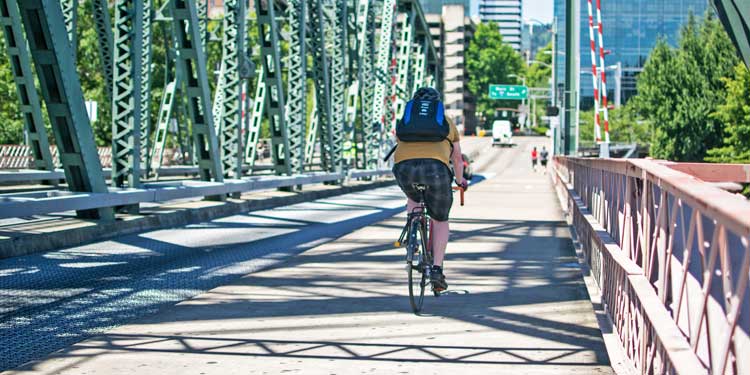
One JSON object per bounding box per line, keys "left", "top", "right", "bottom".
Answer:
{"left": 553, "top": 156, "right": 750, "bottom": 374}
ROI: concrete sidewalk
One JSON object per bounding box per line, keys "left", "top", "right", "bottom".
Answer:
{"left": 8, "top": 138, "right": 612, "bottom": 374}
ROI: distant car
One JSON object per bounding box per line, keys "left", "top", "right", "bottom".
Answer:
{"left": 492, "top": 120, "right": 513, "bottom": 147}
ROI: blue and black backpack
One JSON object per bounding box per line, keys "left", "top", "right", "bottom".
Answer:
{"left": 395, "top": 99, "right": 450, "bottom": 142}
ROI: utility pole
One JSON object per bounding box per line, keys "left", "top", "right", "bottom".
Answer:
{"left": 614, "top": 62, "right": 622, "bottom": 108}
{"left": 563, "top": 0, "right": 579, "bottom": 155}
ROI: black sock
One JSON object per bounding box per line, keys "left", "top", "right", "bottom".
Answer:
{"left": 432, "top": 265, "right": 442, "bottom": 272}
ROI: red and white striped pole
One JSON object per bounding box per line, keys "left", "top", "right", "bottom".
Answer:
{"left": 586, "top": 0, "right": 602, "bottom": 143}
{"left": 595, "top": 0, "right": 610, "bottom": 144}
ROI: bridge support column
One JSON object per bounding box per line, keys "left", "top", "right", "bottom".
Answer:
{"left": 171, "top": 0, "right": 223, "bottom": 184}
{"left": 111, "top": 0, "right": 144, "bottom": 190}
{"left": 16, "top": 0, "right": 113, "bottom": 220}
{"left": 0, "top": 0, "right": 55, "bottom": 173}
{"left": 254, "top": 0, "right": 291, "bottom": 176}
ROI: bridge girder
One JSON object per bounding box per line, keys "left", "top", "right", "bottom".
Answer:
{"left": 0, "top": 0, "right": 436, "bottom": 214}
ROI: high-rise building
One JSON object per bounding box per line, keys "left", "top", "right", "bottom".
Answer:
{"left": 479, "top": 0, "right": 523, "bottom": 52}
{"left": 420, "top": 1, "right": 479, "bottom": 134}
{"left": 553, "top": 0, "right": 710, "bottom": 108}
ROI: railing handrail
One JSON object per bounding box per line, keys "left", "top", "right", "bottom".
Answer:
{"left": 553, "top": 156, "right": 750, "bottom": 374}
{"left": 558, "top": 156, "right": 750, "bottom": 236}
{"left": 0, "top": 169, "right": 393, "bottom": 219}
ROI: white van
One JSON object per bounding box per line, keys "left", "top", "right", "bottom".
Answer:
{"left": 492, "top": 120, "right": 513, "bottom": 147}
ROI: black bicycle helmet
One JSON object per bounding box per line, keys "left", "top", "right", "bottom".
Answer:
{"left": 412, "top": 87, "right": 441, "bottom": 101}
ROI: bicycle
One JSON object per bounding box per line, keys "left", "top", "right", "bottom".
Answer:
{"left": 394, "top": 184, "right": 465, "bottom": 313}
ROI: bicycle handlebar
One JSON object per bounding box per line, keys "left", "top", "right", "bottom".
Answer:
{"left": 452, "top": 186, "right": 465, "bottom": 206}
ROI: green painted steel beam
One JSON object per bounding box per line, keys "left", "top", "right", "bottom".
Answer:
{"left": 328, "top": 0, "right": 347, "bottom": 173}
{"left": 309, "top": 0, "right": 334, "bottom": 173}
{"left": 0, "top": 0, "right": 56, "bottom": 173}
{"left": 214, "top": 0, "right": 245, "bottom": 179}
{"left": 16, "top": 0, "right": 113, "bottom": 220}
{"left": 392, "top": 8, "right": 414, "bottom": 129}
{"left": 111, "top": 0, "right": 144, "bottom": 189}
{"left": 91, "top": 0, "right": 114, "bottom": 100}
{"left": 304, "top": 91, "right": 318, "bottom": 167}
{"left": 254, "top": 0, "right": 291, "bottom": 175}
{"left": 286, "top": 0, "right": 307, "bottom": 174}
{"left": 359, "top": 0, "right": 377, "bottom": 169}
{"left": 141, "top": 0, "right": 154, "bottom": 176}
{"left": 370, "top": 0, "right": 395, "bottom": 167}
{"left": 244, "top": 65, "right": 265, "bottom": 170}
{"left": 198, "top": 0, "right": 207, "bottom": 48}
{"left": 711, "top": 0, "right": 750, "bottom": 68}
{"left": 171, "top": 0, "right": 223, "bottom": 182}
{"left": 371, "top": 0, "right": 394, "bottom": 128}
{"left": 150, "top": 79, "right": 178, "bottom": 175}
{"left": 60, "top": 0, "right": 77, "bottom": 58}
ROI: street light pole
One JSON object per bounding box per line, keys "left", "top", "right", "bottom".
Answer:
{"left": 509, "top": 74, "right": 528, "bottom": 129}
{"left": 564, "top": 0, "right": 580, "bottom": 155}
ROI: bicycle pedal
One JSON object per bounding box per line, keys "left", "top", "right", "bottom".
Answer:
{"left": 394, "top": 241, "right": 401, "bottom": 247}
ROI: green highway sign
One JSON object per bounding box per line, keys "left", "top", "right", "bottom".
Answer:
{"left": 489, "top": 84, "right": 528, "bottom": 100}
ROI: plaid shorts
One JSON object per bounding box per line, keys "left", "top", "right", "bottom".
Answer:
{"left": 393, "top": 158, "right": 453, "bottom": 221}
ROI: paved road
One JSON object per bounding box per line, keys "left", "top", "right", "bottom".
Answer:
{"left": 5, "top": 137, "right": 612, "bottom": 374}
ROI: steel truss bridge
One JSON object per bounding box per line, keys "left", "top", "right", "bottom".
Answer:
{"left": 0, "top": 0, "right": 439, "bottom": 219}
{"left": 0, "top": 1, "right": 749, "bottom": 374}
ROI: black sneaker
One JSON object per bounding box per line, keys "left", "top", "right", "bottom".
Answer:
{"left": 430, "top": 267, "right": 448, "bottom": 291}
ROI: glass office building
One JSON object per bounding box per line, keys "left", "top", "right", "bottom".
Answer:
{"left": 553, "top": 0, "right": 710, "bottom": 108}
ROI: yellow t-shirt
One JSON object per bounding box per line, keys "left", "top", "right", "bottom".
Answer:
{"left": 394, "top": 117, "right": 460, "bottom": 167}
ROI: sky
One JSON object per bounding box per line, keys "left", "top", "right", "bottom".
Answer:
{"left": 471, "top": 0, "right": 554, "bottom": 24}
{"left": 523, "top": 0, "right": 554, "bottom": 24}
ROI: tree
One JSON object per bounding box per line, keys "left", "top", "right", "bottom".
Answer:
{"left": 0, "top": 36, "right": 25, "bottom": 145}
{"left": 632, "top": 12, "right": 739, "bottom": 161}
{"left": 466, "top": 23, "right": 524, "bottom": 122}
{"left": 705, "top": 63, "right": 750, "bottom": 163}
{"left": 526, "top": 42, "right": 552, "bottom": 126}
{"left": 578, "top": 103, "right": 650, "bottom": 148}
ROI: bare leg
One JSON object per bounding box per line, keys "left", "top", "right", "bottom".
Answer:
{"left": 431, "top": 219, "right": 449, "bottom": 266}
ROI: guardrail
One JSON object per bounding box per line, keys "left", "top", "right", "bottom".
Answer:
{"left": 552, "top": 157, "right": 749, "bottom": 374}
{"left": 0, "top": 169, "right": 393, "bottom": 220}
{"left": 0, "top": 165, "right": 279, "bottom": 183}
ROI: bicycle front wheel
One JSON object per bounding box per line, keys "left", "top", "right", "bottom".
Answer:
{"left": 407, "top": 218, "right": 428, "bottom": 313}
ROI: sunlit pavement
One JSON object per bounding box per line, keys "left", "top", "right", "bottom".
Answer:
{"left": 6, "top": 137, "right": 612, "bottom": 374}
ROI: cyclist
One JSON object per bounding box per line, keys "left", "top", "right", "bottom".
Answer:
{"left": 391, "top": 87, "right": 467, "bottom": 292}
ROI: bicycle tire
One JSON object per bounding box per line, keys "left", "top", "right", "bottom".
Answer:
{"left": 407, "top": 218, "right": 428, "bottom": 313}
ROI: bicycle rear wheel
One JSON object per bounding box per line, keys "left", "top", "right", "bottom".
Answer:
{"left": 407, "top": 218, "right": 428, "bottom": 313}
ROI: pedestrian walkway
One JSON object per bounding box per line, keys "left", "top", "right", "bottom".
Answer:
{"left": 5, "top": 138, "right": 612, "bottom": 374}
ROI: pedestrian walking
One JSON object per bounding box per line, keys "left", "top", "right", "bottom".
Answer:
{"left": 531, "top": 147, "right": 538, "bottom": 171}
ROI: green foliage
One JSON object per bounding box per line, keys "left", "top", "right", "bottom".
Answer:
{"left": 578, "top": 103, "right": 651, "bottom": 148}
{"left": 0, "top": 36, "right": 25, "bottom": 144}
{"left": 529, "top": 126, "right": 549, "bottom": 136}
{"left": 526, "top": 42, "right": 552, "bottom": 126}
{"left": 526, "top": 42, "right": 552, "bottom": 88}
{"left": 77, "top": 0, "right": 111, "bottom": 146}
{"left": 631, "top": 12, "right": 739, "bottom": 161}
{"left": 705, "top": 63, "right": 750, "bottom": 163}
{"left": 466, "top": 23, "right": 524, "bottom": 118}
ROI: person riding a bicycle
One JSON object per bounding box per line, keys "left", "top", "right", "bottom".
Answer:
{"left": 391, "top": 87, "right": 467, "bottom": 292}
